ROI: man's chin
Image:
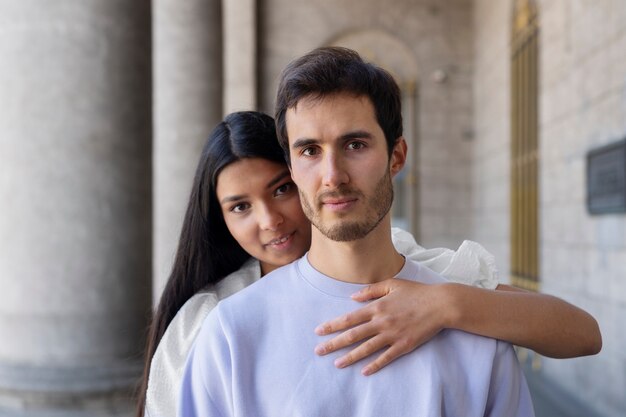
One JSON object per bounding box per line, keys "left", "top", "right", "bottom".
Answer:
{"left": 317, "top": 222, "right": 371, "bottom": 242}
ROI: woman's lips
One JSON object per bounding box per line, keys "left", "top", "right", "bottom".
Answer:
{"left": 265, "top": 232, "right": 295, "bottom": 249}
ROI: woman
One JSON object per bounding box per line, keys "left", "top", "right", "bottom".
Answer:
{"left": 137, "top": 111, "right": 601, "bottom": 417}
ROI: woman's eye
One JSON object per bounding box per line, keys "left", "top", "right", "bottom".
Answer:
{"left": 230, "top": 203, "right": 250, "bottom": 213}
{"left": 275, "top": 182, "right": 294, "bottom": 196}
{"left": 302, "top": 147, "right": 319, "bottom": 157}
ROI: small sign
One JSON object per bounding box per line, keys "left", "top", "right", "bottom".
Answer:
{"left": 587, "top": 138, "right": 626, "bottom": 214}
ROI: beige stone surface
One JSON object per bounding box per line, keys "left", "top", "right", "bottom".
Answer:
{"left": 473, "top": 1, "right": 626, "bottom": 415}
{"left": 0, "top": 0, "right": 151, "bottom": 414}
{"left": 152, "top": 0, "right": 222, "bottom": 303}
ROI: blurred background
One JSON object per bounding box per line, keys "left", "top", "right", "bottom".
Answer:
{"left": 1, "top": 0, "right": 624, "bottom": 416}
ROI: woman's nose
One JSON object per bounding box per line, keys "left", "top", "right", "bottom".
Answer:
{"left": 258, "top": 205, "right": 283, "bottom": 231}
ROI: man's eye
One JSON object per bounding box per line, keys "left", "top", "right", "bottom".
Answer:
{"left": 230, "top": 203, "right": 250, "bottom": 213}
{"left": 347, "top": 141, "right": 365, "bottom": 150}
{"left": 275, "top": 182, "right": 294, "bottom": 196}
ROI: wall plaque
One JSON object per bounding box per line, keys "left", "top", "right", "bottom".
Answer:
{"left": 587, "top": 138, "right": 626, "bottom": 214}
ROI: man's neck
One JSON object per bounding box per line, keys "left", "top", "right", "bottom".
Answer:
{"left": 306, "top": 217, "right": 405, "bottom": 284}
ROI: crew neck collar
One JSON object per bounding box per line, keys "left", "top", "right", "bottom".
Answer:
{"left": 295, "top": 253, "right": 418, "bottom": 299}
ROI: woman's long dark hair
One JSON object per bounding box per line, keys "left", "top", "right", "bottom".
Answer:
{"left": 136, "top": 111, "right": 287, "bottom": 416}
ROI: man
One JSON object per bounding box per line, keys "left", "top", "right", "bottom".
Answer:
{"left": 178, "top": 47, "right": 534, "bottom": 417}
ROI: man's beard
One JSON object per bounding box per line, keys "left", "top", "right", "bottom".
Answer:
{"left": 299, "top": 170, "right": 394, "bottom": 242}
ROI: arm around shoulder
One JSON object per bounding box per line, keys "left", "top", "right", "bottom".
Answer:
{"left": 392, "top": 229, "right": 601, "bottom": 358}
{"left": 443, "top": 283, "right": 602, "bottom": 358}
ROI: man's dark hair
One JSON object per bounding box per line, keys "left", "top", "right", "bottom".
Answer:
{"left": 275, "top": 46, "right": 403, "bottom": 163}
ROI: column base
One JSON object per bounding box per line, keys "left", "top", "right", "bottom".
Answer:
{"left": 0, "top": 361, "right": 142, "bottom": 417}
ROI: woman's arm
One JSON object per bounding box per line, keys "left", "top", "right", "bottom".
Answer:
{"left": 446, "top": 283, "right": 602, "bottom": 358}
{"left": 314, "top": 279, "right": 602, "bottom": 376}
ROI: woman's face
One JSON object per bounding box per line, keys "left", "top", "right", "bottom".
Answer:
{"left": 216, "top": 158, "right": 312, "bottom": 274}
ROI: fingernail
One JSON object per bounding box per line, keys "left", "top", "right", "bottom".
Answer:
{"left": 334, "top": 358, "right": 346, "bottom": 368}
{"left": 315, "top": 345, "right": 326, "bottom": 355}
{"left": 314, "top": 325, "right": 325, "bottom": 335}
{"left": 362, "top": 367, "right": 372, "bottom": 376}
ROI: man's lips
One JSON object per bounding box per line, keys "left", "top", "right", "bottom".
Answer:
{"left": 322, "top": 198, "right": 357, "bottom": 205}
{"left": 321, "top": 197, "right": 358, "bottom": 211}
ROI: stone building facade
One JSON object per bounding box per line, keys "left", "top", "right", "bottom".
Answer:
{"left": 0, "top": 0, "right": 624, "bottom": 416}
{"left": 472, "top": 1, "right": 626, "bottom": 416}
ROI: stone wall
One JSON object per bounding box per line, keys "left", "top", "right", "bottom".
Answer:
{"left": 472, "top": 0, "right": 626, "bottom": 415}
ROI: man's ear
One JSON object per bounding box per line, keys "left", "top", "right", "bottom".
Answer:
{"left": 389, "top": 137, "right": 408, "bottom": 177}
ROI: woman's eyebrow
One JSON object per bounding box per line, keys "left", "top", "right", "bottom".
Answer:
{"left": 220, "top": 194, "right": 246, "bottom": 204}
{"left": 266, "top": 170, "right": 291, "bottom": 189}
{"left": 220, "top": 170, "right": 291, "bottom": 204}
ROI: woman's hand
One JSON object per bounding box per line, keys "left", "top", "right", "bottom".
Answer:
{"left": 314, "top": 279, "right": 452, "bottom": 376}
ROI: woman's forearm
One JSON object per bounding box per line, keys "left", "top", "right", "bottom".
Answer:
{"left": 444, "top": 283, "right": 602, "bottom": 358}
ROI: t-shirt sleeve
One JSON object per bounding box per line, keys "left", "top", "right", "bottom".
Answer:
{"left": 391, "top": 227, "right": 499, "bottom": 289}
{"left": 178, "top": 307, "right": 233, "bottom": 417}
{"left": 484, "top": 342, "right": 535, "bottom": 417}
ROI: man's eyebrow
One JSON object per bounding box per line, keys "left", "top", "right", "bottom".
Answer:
{"left": 291, "top": 131, "right": 373, "bottom": 150}
{"left": 339, "top": 130, "right": 374, "bottom": 142}
{"left": 291, "top": 138, "right": 318, "bottom": 149}
{"left": 219, "top": 170, "right": 291, "bottom": 204}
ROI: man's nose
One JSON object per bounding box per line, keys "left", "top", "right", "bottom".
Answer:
{"left": 322, "top": 153, "right": 349, "bottom": 188}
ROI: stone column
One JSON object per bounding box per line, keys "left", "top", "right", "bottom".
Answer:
{"left": 0, "top": 1, "right": 151, "bottom": 415}
{"left": 152, "top": 0, "right": 223, "bottom": 303}
{"left": 223, "top": 0, "right": 257, "bottom": 113}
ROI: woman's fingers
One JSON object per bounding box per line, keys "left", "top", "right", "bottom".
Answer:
{"left": 361, "top": 341, "right": 414, "bottom": 376}
{"left": 314, "top": 279, "right": 448, "bottom": 374}
{"left": 315, "top": 279, "right": 406, "bottom": 336}
{"left": 314, "top": 304, "right": 373, "bottom": 336}
{"left": 315, "top": 321, "right": 378, "bottom": 355}
{"left": 331, "top": 335, "right": 421, "bottom": 375}
{"left": 333, "top": 334, "right": 389, "bottom": 369}
{"left": 350, "top": 280, "right": 393, "bottom": 302}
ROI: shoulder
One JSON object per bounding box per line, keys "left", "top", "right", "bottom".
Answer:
{"left": 401, "top": 258, "right": 448, "bottom": 285}
{"left": 149, "top": 290, "right": 219, "bottom": 371}
{"left": 213, "top": 257, "right": 262, "bottom": 299}
{"left": 219, "top": 260, "right": 298, "bottom": 310}
{"left": 443, "top": 240, "right": 499, "bottom": 289}
{"left": 207, "top": 260, "right": 303, "bottom": 334}
{"left": 146, "top": 258, "right": 262, "bottom": 415}
{"left": 391, "top": 227, "right": 425, "bottom": 255}
{"left": 160, "top": 257, "right": 261, "bottom": 349}
{"left": 146, "top": 290, "right": 219, "bottom": 417}
{"left": 392, "top": 227, "right": 499, "bottom": 289}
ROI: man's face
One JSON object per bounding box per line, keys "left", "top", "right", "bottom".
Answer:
{"left": 285, "top": 93, "right": 406, "bottom": 241}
